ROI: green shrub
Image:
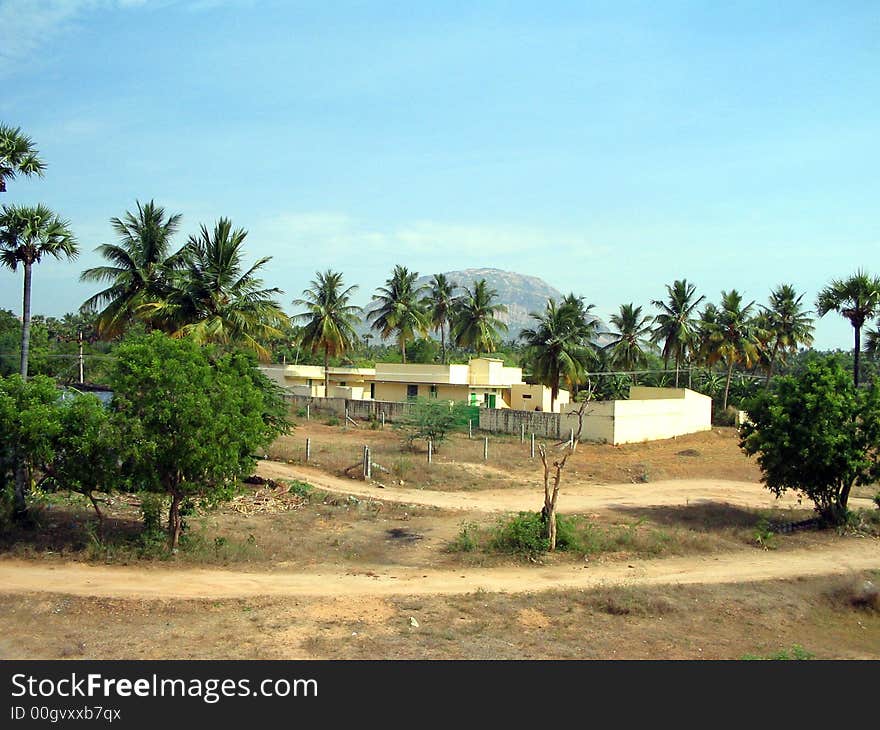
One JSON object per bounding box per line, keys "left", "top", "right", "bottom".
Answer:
{"left": 488, "top": 512, "right": 580, "bottom": 559}
{"left": 740, "top": 645, "right": 814, "bottom": 661}
{"left": 713, "top": 406, "right": 739, "bottom": 427}
{"left": 446, "top": 522, "right": 479, "bottom": 553}
{"left": 286, "top": 480, "right": 312, "bottom": 498}
{"left": 325, "top": 415, "right": 340, "bottom": 427}
{"left": 874, "top": 492, "right": 880, "bottom": 510}
{"left": 295, "top": 407, "right": 307, "bottom": 418}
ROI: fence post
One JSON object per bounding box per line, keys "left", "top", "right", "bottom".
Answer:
{"left": 306, "top": 404, "right": 310, "bottom": 421}
{"left": 520, "top": 423, "right": 525, "bottom": 443}
{"left": 570, "top": 427, "right": 574, "bottom": 448}
{"left": 363, "top": 445, "right": 369, "bottom": 479}
{"left": 530, "top": 433, "right": 535, "bottom": 459}
{"left": 344, "top": 408, "right": 349, "bottom": 430}
{"left": 468, "top": 419, "right": 473, "bottom": 440}
{"left": 305, "top": 437, "right": 311, "bottom": 462}
{"left": 483, "top": 436, "right": 488, "bottom": 461}
{"left": 427, "top": 439, "right": 432, "bottom": 464}
{"left": 381, "top": 411, "right": 385, "bottom": 428}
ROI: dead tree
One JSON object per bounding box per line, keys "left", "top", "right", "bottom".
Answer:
{"left": 538, "top": 444, "right": 569, "bottom": 551}
{"left": 565, "top": 378, "right": 596, "bottom": 452}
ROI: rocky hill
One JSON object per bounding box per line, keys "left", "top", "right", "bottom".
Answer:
{"left": 414, "top": 268, "right": 606, "bottom": 339}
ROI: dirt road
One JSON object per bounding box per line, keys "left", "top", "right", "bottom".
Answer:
{"left": 256, "top": 460, "right": 875, "bottom": 514}
{"left": 0, "top": 539, "right": 877, "bottom": 600}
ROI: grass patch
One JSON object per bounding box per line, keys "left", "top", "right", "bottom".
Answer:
{"left": 740, "top": 645, "right": 815, "bottom": 661}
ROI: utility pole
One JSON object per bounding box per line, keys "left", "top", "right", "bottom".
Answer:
{"left": 78, "top": 330, "right": 84, "bottom": 383}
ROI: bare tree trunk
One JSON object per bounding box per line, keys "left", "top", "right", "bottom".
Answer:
{"left": 168, "top": 491, "right": 183, "bottom": 550}
{"left": 723, "top": 359, "right": 734, "bottom": 411}
{"left": 538, "top": 445, "right": 569, "bottom": 551}
{"left": 20, "top": 261, "right": 32, "bottom": 379}
{"left": 87, "top": 490, "right": 105, "bottom": 534}
{"left": 854, "top": 324, "right": 861, "bottom": 387}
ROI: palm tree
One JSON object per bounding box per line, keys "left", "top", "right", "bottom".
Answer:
{"left": 0, "top": 124, "right": 45, "bottom": 193}
{"left": 756, "top": 284, "right": 814, "bottom": 384}
{"left": 293, "top": 270, "right": 362, "bottom": 394}
{"left": 367, "top": 265, "right": 428, "bottom": 363}
{"left": 704, "top": 290, "right": 760, "bottom": 410}
{"left": 450, "top": 279, "right": 508, "bottom": 355}
{"left": 816, "top": 270, "right": 880, "bottom": 386}
{"left": 144, "top": 218, "right": 286, "bottom": 360}
{"left": 0, "top": 204, "right": 77, "bottom": 378}
{"left": 520, "top": 298, "right": 594, "bottom": 411}
{"left": 423, "top": 273, "right": 458, "bottom": 364}
{"left": 651, "top": 279, "right": 705, "bottom": 387}
{"left": 603, "top": 303, "right": 654, "bottom": 375}
{"left": 80, "top": 200, "right": 184, "bottom": 337}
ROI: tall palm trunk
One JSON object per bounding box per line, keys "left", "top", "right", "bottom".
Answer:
{"left": 853, "top": 323, "right": 861, "bottom": 387}
{"left": 323, "top": 344, "right": 330, "bottom": 396}
{"left": 723, "top": 358, "right": 734, "bottom": 411}
{"left": 764, "top": 343, "right": 779, "bottom": 386}
{"left": 440, "top": 321, "right": 447, "bottom": 365}
{"left": 674, "top": 351, "right": 681, "bottom": 387}
{"left": 20, "top": 260, "right": 32, "bottom": 379}
{"left": 400, "top": 335, "right": 407, "bottom": 364}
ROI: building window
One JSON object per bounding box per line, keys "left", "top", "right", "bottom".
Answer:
{"left": 521, "top": 394, "right": 531, "bottom": 400}
{"left": 370, "top": 383, "right": 375, "bottom": 399}
{"left": 339, "top": 381, "right": 346, "bottom": 387}
{"left": 407, "top": 384, "right": 418, "bottom": 400}
{"left": 429, "top": 385, "right": 438, "bottom": 398}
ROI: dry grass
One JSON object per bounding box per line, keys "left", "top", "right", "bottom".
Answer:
{"left": 2, "top": 571, "right": 877, "bottom": 660}
{"left": 268, "top": 418, "right": 764, "bottom": 491}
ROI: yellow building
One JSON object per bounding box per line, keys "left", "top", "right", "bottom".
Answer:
{"left": 260, "top": 357, "right": 569, "bottom": 412}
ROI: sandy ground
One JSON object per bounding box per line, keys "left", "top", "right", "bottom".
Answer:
{"left": 0, "top": 540, "right": 877, "bottom": 600}
{"left": 256, "top": 460, "right": 875, "bottom": 514}
{"left": 0, "top": 460, "right": 876, "bottom": 602}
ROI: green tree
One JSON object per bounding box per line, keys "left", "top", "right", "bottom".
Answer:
{"left": 816, "top": 270, "right": 880, "bottom": 387}
{"left": 451, "top": 279, "right": 508, "bottom": 355}
{"left": 651, "top": 279, "right": 705, "bottom": 387}
{"left": 109, "top": 332, "right": 289, "bottom": 548}
{"left": 0, "top": 204, "right": 78, "bottom": 378}
{"left": 396, "top": 398, "right": 471, "bottom": 451}
{"left": 80, "top": 200, "right": 184, "bottom": 337}
{"left": 145, "top": 218, "right": 287, "bottom": 361}
{"left": 603, "top": 303, "right": 654, "bottom": 374}
{"left": 740, "top": 357, "right": 880, "bottom": 524}
{"left": 704, "top": 290, "right": 760, "bottom": 411}
{"left": 0, "top": 123, "right": 45, "bottom": 193}
{"left": 367, "top": 265, "right": 428, "bottom": 364}
{"left": 42, "top": 393, "right": 120, "bottom": 527}
{"left": 0, "top": 375, "right": 61, "bottom": 521}
{"left": 756, "top": 284, "right": 814, "bottom": 384}
{"left": 292, "top": 270, "right": 362, "bottom": 394}
{"left": 423, "top": 273, "right": 458, "bottom": 364}
{"left": 520, "top": 298, "right": 595, "bottom": 411}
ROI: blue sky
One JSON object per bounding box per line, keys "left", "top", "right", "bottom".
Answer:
{"left": 1, "top": 0, "right": 878, "bottom": 349}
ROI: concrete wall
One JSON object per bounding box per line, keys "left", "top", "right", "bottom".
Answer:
{"left": 284, "top": 394, "right": 417, "bottom": 422}
{"left": 482, "top": 387, "right": 712, "bottom": 445}
{"left": 478, "top": 407, "right": 562, "bottom": 439}
{"left": 373, "top": 363, "right": 470, "bottom": 384}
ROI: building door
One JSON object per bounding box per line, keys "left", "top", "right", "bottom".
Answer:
{"left": 407, "top": 384, "right": 418, "bottom": 400}
{"left": 370, "top": 383, "right": 375, "bottom": 399}
{"left": 487, "top": 394, "right": 496, "bottom": 408}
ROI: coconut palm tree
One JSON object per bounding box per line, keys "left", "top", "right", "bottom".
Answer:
{"left": 603, "top": 303, "right": 654, "bottom": 375}
{"left": 756, "top": 284, "right": 814, "bottom": 384}
{"left": 0, "top": 124, "right": 45, "bottom": 193}
{"left": 0, "top": 204, "right": 77, "bottom": 378}
{"left": 816, "top": 270, "right": 880, "bottom": 386}
{"left": 520, "top": 298, "right": 594, "bottom": 411}
{"left": 423, "top": 273, "right": 458, "bottom": 364}
{"left": 703, "top": 290, "right": 760, "bottom": 410}
{"left": 450, "top": 279, "right": 508, "bottom": 355}
{"left": 367, "top": 265, "right": 428, "bottom": 363}
{"left": 144, "top": 218, "right": 286, "bottom": 360}
{"left": 80, "top": 200, "right": 184, "bottom": 337}
{"left": 651, "top": 279, "right": 705, "bottom": 387}
{"left": 293, "top": 270, "right": 362, "bottom": 394}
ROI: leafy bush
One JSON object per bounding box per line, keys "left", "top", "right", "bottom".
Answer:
{"left": 325, "top": 415, "right": 340, "bottom": 427}
{"left": 713, "top": 405, "right": 739, "bottom": 427}
{"left": 740, "top": 645, "right": 815, "bottom": 661}
{"left": 395, "top": 398, "right": 472, "bottom": 451}
{"left": 488, "top": 512, "right": 579, "bottom": 559}
{"left": 446, "top": 522, "right": 479, "bottom": 553}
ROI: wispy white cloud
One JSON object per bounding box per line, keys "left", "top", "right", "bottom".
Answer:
{"left": 0, "top": 0, "right": 230, "bottom": 70}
